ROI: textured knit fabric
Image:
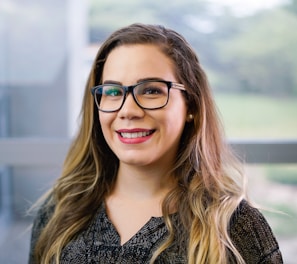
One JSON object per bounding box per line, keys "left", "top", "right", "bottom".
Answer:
{"left": 29, "top": 199, "right": 283, "bottom": 263}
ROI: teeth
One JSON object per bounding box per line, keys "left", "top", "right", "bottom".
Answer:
{"left": 120, "top": 131, "right": 151, "bottom": 138}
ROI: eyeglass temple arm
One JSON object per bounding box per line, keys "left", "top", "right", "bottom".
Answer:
{"left": 172, "top": 83, "right": 186, "bottom": 91}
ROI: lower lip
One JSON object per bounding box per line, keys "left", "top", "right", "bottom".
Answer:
{"left": 117, "top": 132, "right": 154, "bottom": 144}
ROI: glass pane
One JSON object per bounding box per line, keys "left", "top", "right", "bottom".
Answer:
{"left": 247, "top": 164, "right": 297, "bottom": 263}
{"left": 0, "top": 0, "right": 86, "bottom": 262}
{"left": 88, "top": 0, "right": 297, "bottom": 139}
{"left": 0, "top": 1, "right": 68, "bottom": 138}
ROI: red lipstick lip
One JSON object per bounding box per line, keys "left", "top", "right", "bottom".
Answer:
{"left": 116, "top": 128, "right": 153, "bottom": 133}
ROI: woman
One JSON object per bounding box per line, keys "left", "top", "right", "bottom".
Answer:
{"left": 29, "top": 23, "right": 282, "bottom": 263}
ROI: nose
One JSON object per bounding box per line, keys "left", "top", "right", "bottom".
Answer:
{"left": 117, "top": 93, "right": 144, "bottom": 119}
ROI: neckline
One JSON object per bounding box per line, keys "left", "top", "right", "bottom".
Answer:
{"left": 97, "top": 202, "right": 175, "bottom": 247}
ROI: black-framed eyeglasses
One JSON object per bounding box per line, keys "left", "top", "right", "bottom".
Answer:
{"left": 91, "top": 79, "right": 186, "bottom": 112}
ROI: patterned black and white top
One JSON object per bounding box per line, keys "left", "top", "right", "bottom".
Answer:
{"left": 29, "top": 200, "right": 283, "bottom": 263}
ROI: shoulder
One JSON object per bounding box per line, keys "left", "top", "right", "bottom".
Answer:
{"left": 32, "top": 194, "right": 56, "bottom": 232}
{"left": 29, "top": 193, "right": 56, "bottom": 263}
{"left": 229, "top": 199, "right": 283, "bottom": 263}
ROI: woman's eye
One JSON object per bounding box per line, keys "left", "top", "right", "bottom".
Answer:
{"left": 142, "top": 87, "right": 163, "bottom": 95}
{"left": 104, "top": 87, "right": 123, "bottom": 96}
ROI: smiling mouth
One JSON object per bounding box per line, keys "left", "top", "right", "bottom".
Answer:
{"left": 119, "top": 130, "right": 155, "bottom": 139}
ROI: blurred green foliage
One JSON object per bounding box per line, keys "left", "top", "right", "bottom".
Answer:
{"left": 215, "top": 94, "right": 297, "bottom": 138}
{"left": 266, "top": 165, "right": 297, "bottom": 185}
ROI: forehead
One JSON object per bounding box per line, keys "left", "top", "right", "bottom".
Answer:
{"left": 102, "top": 44, "right": 177, "bottom": 84}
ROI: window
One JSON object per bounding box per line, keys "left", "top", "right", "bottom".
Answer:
{"left": 0, "top": 0, "right": 296, "bottom": 262}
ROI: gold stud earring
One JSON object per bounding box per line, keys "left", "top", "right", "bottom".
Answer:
{"left": 187, "top": 114, "right": 194, "bottom": 121}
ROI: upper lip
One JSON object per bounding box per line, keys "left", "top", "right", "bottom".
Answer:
{"left": 116, "top": 128, "right": 153, "bottom": 133}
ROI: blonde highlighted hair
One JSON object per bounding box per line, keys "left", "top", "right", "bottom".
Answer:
{"left": 33, "top": 23, "right": 247, "bottom": 263}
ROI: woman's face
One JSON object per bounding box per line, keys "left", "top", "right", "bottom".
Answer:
{"left": 99, "top": 44, "right": 188, "bottom": 169}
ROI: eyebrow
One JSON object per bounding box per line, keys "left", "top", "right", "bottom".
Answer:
{"left": 102, "top": 77, "right": 166, "bottom": 85}
{"left": 103, "top": 80, "right": 122, "bottom": 85}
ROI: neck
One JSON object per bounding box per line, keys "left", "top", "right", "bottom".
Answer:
{"left": 111, "top": 163, "right": 175, "bottom": 201}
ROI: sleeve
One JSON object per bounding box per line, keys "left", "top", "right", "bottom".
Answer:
{"left": 229, "top": 200, "right": 283, "bottom": 264}
{"left": 28, "top": 196, "right": 55, "bottom": 264}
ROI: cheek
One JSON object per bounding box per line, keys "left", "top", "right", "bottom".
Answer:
{"left": 98, "top": 113, "right": 113, "bottom": 138}
{"left": 167, "top": 103, "right": 187, "bottom": 127}
{"left": 162, "top": 110, "right": 187, "bottom": 136}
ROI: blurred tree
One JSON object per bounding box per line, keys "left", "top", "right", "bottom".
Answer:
{"left": 216, "top": 8, "right": 297, "bottom": 96}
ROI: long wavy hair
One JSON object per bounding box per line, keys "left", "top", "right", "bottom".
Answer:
{"left": 34, "top": 23, "right": 247, "bottom": 263}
